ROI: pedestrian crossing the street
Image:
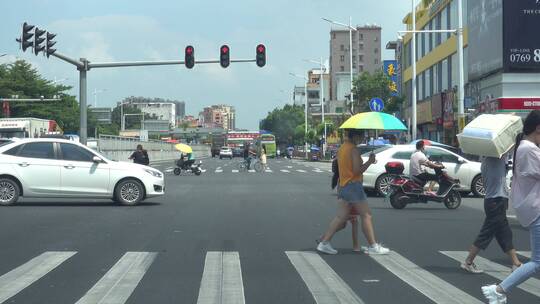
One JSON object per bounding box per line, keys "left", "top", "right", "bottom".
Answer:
{"left": 159, "top": 160, "right": 332, "bottom": 176}
{"left": 2, "top": 249, "right": 539, "bottom": 304}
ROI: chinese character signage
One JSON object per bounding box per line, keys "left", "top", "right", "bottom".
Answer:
{"left": 383, "top": 60, "right": 399, "bottom": 97}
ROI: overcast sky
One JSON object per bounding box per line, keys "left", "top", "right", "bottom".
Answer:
{"left": 1, "top": 0, "right": 410, "bottom": 129}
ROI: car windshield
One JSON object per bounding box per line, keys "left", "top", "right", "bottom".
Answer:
{"left": 0, "top": 140, "right": 13, "bottom": 147}
{"left": 361, "top": 145, "right": 392, "bottom": 156}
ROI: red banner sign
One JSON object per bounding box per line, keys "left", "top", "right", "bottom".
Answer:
{"left": 498, "top": 98, "right": 540, "bottom": 110}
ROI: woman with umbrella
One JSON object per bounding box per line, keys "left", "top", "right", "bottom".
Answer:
{"left": 317, "top": 112, "right": 407, "bottom": 255}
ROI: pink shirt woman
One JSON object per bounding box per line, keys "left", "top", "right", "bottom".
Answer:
{"left": 511, "top": 139, "right": 540, "bottom": 227}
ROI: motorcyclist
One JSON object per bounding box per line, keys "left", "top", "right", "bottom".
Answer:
{"left": 410, "top": 140, "right": 444, "bottom": 186}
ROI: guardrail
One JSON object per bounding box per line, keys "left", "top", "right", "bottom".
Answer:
{"left": 93, "top": 135, "right": 210, "bottom": 162}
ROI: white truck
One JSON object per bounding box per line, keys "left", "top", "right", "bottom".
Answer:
{"left": 0, "top": 117, "right": 59, "bottom": 139}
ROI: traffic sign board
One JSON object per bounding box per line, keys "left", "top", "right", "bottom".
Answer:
{"left": 369, "top": 97, "right": 384, "bottom": 112}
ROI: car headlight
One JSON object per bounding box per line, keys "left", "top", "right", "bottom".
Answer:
{"left": 144, "top": 168, "right": 163, "bottom": 178}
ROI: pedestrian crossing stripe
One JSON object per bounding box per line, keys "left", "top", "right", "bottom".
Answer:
{"left": 280, "top": 169, "right": 290, "bottom": 173}
{"left": 248, "top": 169, "right": 256, "bottom": 173}
{"left": 286, "top": 251, "right": 365, "bottom": 304}
{"left": 518, "top": 251, "right": 532, "bottom": 258}
{"left": 215, "top": 170, "right": 223, "bottom": 173}
{"left": 0, "top": 251, "right": 76, "bottom": 303}
{"left": 441, "top": 251, "right": 540, "bottom": 297}
{"left": 197, "top": 251, "right": 245, "bottom": 304}
{"left": 76, "top": 252, "right": 157, "bottom": 304}
{"left": 4, "top": 249, "right": 537, "bottom": 303}
{"left": 296, "top": 169, "right": 306, "bottom": 173}
{"left": 370, "top": 251, "right": 483, "bottom": 304}
{"left": 232, "top": 169, "right": 239, "bottom": 173}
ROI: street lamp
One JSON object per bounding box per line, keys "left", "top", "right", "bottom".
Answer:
{"left": 322, "top": 17, "right": 357, "bottom": 113}
{"left": 304, "top": 58, "right": 327, "bottom": 155}
{"left": 403, "top": 0, "right": 465, "bottom": 141}
{"left": 290, "top": 72, "right": 309, "bottom": 160}
{"left": 92, "top": 88, "right": 107, "bottom": 107}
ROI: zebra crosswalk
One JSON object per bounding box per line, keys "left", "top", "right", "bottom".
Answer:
{"left": 0, "top": 249, "right": 537, "bottom": 304}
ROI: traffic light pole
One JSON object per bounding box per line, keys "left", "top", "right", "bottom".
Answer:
{"left": 48, "top": 51, "right": 256, "bottom": 145}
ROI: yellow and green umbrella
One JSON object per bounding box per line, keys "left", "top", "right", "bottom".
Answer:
{"left": 175, "top": 143, "right": 193, "bottom": 154}
{"left": 340, "top": 112, "right": 407, "bottom": 131}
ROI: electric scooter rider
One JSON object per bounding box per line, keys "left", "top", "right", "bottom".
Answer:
{"left": 410, "top": 140, "right": 444, "bottom": 186}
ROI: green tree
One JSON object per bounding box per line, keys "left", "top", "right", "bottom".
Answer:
{"left": 0, "top": 60, "right": 86, "bottom": 133}
{"left": 352, "top": 71, "right": 404, "bottom": 115}
{"left": 111, "top": 105, "right": 144, "bottom": 130}
{"left": 260, "top": 104, "right": 306, "bottom": 146}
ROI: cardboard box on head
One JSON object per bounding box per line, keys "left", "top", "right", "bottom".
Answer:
{"left": 457, "top": 114, "right": 523, "bottom": 158}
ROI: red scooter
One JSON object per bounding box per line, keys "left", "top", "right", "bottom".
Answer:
{"left": 385, "top": 161, "right": 462, "bottom": 210}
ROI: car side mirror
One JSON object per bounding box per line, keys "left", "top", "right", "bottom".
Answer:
{"left": 92, "top": 156, "right": 102, "bottom": 163}
{"left": 457, "top": 157, "right": 466, "bottom": 164}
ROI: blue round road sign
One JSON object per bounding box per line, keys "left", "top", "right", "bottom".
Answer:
{"left": 369, "top": 97, "right": 384, "bottom": 112}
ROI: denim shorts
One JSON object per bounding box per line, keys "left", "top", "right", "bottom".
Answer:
{"left": 338, "top": 182, "right": 368, "bottom": 203}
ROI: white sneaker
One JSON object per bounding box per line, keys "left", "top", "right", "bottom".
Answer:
{"left": 317, "top": 242, "right": 338, "bottom": 255}
{"left": 365, "top": 243, "right": 390, "bottom": 255}
{"left": 461, "top": 262, "right": 484, "bottom": 274}
{"left": 482, "top": 285, "right": 507, "bottom": 304}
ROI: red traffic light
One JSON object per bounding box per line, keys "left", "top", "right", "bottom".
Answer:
{"left": 256, "top": 44, "right": 266, "bottom": 67}
{"left": 220, "top": 45, "right": 230, "bottom": 68}
{"left": 185, "top": 45, "right": 195, "bottom": 69}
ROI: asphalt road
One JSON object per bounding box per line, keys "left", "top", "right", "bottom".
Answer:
{"left": 0, "top": 157, "right": 536, "bottom": 304}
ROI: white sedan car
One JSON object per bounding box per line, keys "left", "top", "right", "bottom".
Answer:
{"left": 219, "top": 147, "right": 233, "bottom": 159}
{"left": 362, "top": 145, "right": 485, "bottom": 197}
{"left": 0, "top": 138, "right": 164, "bottom": 206}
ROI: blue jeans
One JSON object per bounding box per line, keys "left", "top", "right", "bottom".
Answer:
{"left": 500, "top": 216, "right": 540, "bottom": 292}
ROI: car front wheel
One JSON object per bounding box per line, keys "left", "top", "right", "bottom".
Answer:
{"left": 115, "top": 179, "right": 144, "bottom": 206}
{"left": 375, "top": 174, "right": 394, "bottom": 196}
{"left": 0, "top": 178, "right": 20, "bottom": 206}
{"left": 471, "top": 175, "right": 485, "bottom": 197}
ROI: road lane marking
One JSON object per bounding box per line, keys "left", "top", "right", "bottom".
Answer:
{"left": 0, "top": 251, "right": 77, "bottom": 303}
{"left": 280, "top": 169, "right": 290, "bottom": 173}
{"left": 197, "top": 252, "right": 245, "bottom": 304}
{"left": 296, "top": 169, "right": 307, "bottom": 173}
{"left": 517, "top": 251, "right": 531, "bottom": 258}
{"left": 232, "top": 170, "right": 239, "bottom": 173}
{"left": 369, "top": 251, "right": 482, "bottom": 304}
{"left": 285, "top": 251, "right": 365, "bottom": 304}
{"left": 75, "top": 252, "right": 157, "bottom": 304}
{"left": 441, "top": 251, "right": 540, "bottom": 297}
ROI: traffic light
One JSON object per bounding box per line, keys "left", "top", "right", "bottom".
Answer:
{"left": 220, "top": 45, "right": 230, "bottom": 68}
{"left": 256, "top": 44, "right": 266, "bottom": 67}
{"left": 45, "top": 32, "right": 56, "bottom": 58}
{"left": 185, "top": 45, "right": 194, "bottom": 69}
{"left": 18, "top": 22, "right": 35, "bottom": 52}
{"left": 33, "top": 27, "right": 46, "bottom": 56}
